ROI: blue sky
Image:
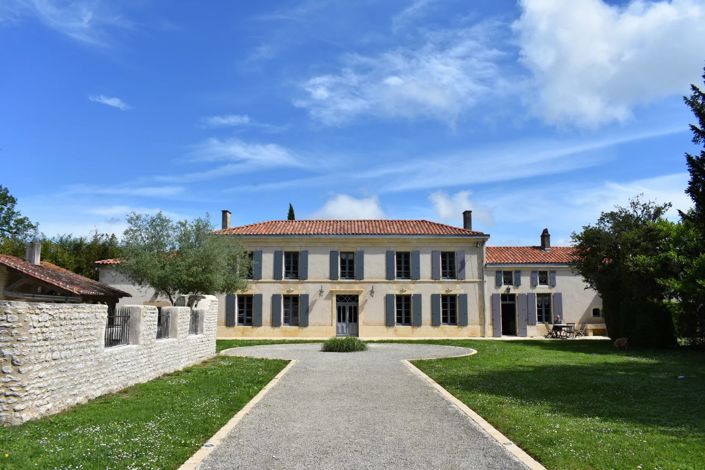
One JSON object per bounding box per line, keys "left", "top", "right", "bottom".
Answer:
{"left": 1, "top": 0, "right": 703, "bottom": 246}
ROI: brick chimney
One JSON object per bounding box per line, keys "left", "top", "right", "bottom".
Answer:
{"left": 462, "top": 210, "right": 472, "bottom": 230}
{"left": 25, "top": 241, "right": 42, "bottom": 265}
{"left": 221, "top": 210, "right": 231, "bottom": 230}
{"left": 540, "top": 228, "right": 551, "bottom": 251}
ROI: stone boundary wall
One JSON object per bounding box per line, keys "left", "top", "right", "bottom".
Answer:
{"left": 0, "top": 296, "right": 217, "bottom": 425}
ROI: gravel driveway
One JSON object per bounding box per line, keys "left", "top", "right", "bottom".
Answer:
{"left": 200, "top": 343, "right": 527, "bottom": 470}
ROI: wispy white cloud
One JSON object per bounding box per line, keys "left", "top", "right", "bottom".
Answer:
{"left": 199, "top": 114, "right": 251, "bottom": 128}
{"left": 3, "top": 0, "right": 131, "bottom": 47}
{"left": 64, "top": 184, "right": 184, "bottom": 198}
{"left": 479, "top": 172, "right": 691, "bottom": 245}
{"left": 376, "top": 126, "right": 684, "bottom": 193}
{"left": 294, "top": 20, "right": 510, "bottom": 126}
{"left": 514, "top": 0, "right": 705, "bottom": 128}
{"left": 429, "top": 190, "right": 493, "bottom": 226}
{"left": 311, "top": 194, "right": 385, "bottom": 219}
{"left": 152, "top": 138, "right": 305, "bottom": 184}
{"left": 392, "top": 0, "right": 436, "bottom": 32}
{"left": 89, "top": 94, "right": 130, "bottom": 110}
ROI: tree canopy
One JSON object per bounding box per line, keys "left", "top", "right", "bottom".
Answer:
{"left": 287, "top": 203, "right": 296, "bottom": 220}
{"left": 0, "top": 185, "right": 36, "bottom": 243}
{"left": 119, "top": 212, "right": 249, "bottom": 304}
{"left": 572, "top": 198, "right": 678, "bottom": 347}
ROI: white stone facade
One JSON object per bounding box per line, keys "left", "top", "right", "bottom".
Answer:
{"left": 0, "top": 296, "right": 217, "bottom": 425}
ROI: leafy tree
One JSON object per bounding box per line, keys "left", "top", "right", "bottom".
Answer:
{"left": 41, "top": 232, "right": 121, "bottom": 280}
{"left": 572, "top": 198, "right": 677, "bottom": 347}
{"left": 682, "top": 66, "right": 705, "bottom": 231}
{"left": 287, "top": 203, "right": 296, "bottom": 220}
{"left": 674, "top": 66, "right": 705, "bottom": 345}
{"left": 119, "top": 212, "right": 248, "bottom": 305}
{"left": 0, "top": 185, "right": 36, "bottom": 243}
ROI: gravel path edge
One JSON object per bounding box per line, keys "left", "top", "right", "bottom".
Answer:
{"left": 178, "top": 359, "right": 297, "bottom": 470}
{"left": 403, "top": 358, "right": 546, "bottom": 470}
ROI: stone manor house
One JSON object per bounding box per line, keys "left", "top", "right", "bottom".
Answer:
{"left": 98, "top": 210, "right": 606, "bottom": 339}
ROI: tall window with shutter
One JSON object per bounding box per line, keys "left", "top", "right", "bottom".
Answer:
{"left": 283, "top": 295, "right": 299, "bottom": 326}
{"left": 396, "top": 295, "right": 412, "bottom": 326}
{"left": 396, "top": 252, "right": 411, "bottom": 279}
{"left": 441, "top": 295, "right": 458, "bottom": 325}
{"left": 238, "top": 295, "right": 254, "bottom": 326}
{"left": 440, "top": 252, "right": 456, "bottom": 279}
{"left": 340, "top": 252, "right": 355, "bottom": 280}
{"left": 537, "top": 293, "right": 551, "bottom": 323}
{"left": 284, "top": 252, "right": 299, "bottom": 279}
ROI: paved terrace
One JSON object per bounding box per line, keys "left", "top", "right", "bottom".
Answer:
{"left": 199, "top": 343, "right": 528, "bottom": 470}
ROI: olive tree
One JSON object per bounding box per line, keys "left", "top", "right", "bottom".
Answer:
{"left": 119, "top": 212, "right": 248, "bottom": 305}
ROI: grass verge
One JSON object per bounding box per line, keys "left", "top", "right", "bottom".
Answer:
{"left": 0, "top": 355, "right": 286, "bottom": 469}
{"left": 406, "top": 339, "right": 705, "bottom": 470}
{"left": 321, "top": 337, "right": 367, "bottom": 352}
{"left": 216, "top": 338, "right": 321, "bottom": 353}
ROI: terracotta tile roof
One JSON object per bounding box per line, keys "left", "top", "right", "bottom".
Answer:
{"left": 485, "top": 246, "right": 576, "bottom": 265}
{"left": 95, "top": 258, "right": 122, "bottom": 265}
{"left": 0, "top": 254, "right": 130, "bottom": 298}
{"left": 215, "top": 220, "right": 488, "bottom": 237}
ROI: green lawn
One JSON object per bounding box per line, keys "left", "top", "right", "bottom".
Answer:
{"left": 216, "top": 338, "right": 321, "bottom": 353}
{"left": 408, "top": 340, "right": 705, "bottom": 470}
{"left": 0, "top": 355, "right": 287, "bottom": 469}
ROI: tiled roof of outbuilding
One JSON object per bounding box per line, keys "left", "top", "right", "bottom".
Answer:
{"left": 485, "top": 246, "right": 575, "bottom": 265}
{"left": 95, "top": 258, "right": 122, "bottom": 265}
{"left": 215, "top": 220, "right": 487, "bottom": 237}
{"left": 0, "top": 254, "right": 130, "bottom": 298}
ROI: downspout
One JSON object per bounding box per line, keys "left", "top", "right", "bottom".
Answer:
{"left": 480, "top": 237, "right": 488, "bottom": 337}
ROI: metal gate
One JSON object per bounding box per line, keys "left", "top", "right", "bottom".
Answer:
{"left": 336, "top": 295, "right": 359, "bottom": 337}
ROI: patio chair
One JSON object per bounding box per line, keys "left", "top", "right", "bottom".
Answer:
{"left": 563, "top": 323, "right": 576, "bottom": 339}
{"left": 575, "top": 324, "right": 587, "bottom": 337}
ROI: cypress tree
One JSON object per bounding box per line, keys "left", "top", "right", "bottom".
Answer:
{"left": 287, "top": 203, "right": 296, "bottom": 221}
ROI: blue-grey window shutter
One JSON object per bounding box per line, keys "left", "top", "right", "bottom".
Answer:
{"left": 411, "top": 250, "right": 421, "bottom": 280}
{"left": 518, "top": 293, "right": 528, "bottom": 337}
{"left": 495, "top": 271, "right": 502, "bottom": 288}
{"left": 412, "top": 294, "right": 422, "bottom": 327}
{"left": 431, "top": 250, "right": 441, "bottom": 280}
{"left": 386, "top": 251, "right": 395, "bottom": 280}
{"left": 553, "top": 292, "right": 563, "bottom": 323}
{"left": 456, "top": 251, "right": 466, "bottom": 280}
{"left": 458, "top": 293, "right": 469, "bottom": 326}
{"left": 491, "top": 293, "right": 501, "bottom": 337}
{"left": 527, "top": 292, "right": 537, "bottom": 325}
{"left": 329, "top": 251, "right": 339, "bottom": 281}
{"left": 271, "top": 294, "right": 282, "bottom": 327}
{"left": 530, "top": 271, "right": 538, "bottom": 288}
{"left": 299, "top": 251, "right": 308, "bottom": 280}
{"left": 225, "top": 294, "right": 235, "bottom": 326}
{"left": 355, "top": 250, "right": 364, "bottom": 280}
{"left": 514, "top": 270, "right": 521, "bottom": 287}
{"left": 273, "top": 250, "right": 283, "bottom": 280}
{"left": 431, "top": 294, "right": 441, "bottom": 326}
{"left": 299, "top": 294, "right": 309, "bottom": 327}
{"left": 549, "top": 270, "right": 557, "bottom": 288}
{"left": 253, "top": 251, "right": 263, "bottom": 280}
{"left": 385, "top": 294, "right": 395, "bottom": 326}
{"left": 253, "top": 294, "right": 263, "bottom": 326}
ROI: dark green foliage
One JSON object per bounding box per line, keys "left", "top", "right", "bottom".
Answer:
{"left": 120, "top": 212, "right": 249, "bottom": 304}
{"left": 682, "top": 66, "right": 705, "bottom": 232}
{"left": 0, "top": 356, "right": 286, "bottom": 469}
{"left": 321, "top": 336, "right": 367, "bottom": 352}
{"left": 675, "top": 67, "right": 705, "bottom": 345}
{"left": 0, "top": 185, "right": 36, "bottom": 243}
{"left": 571, "top": 198, "right": 677, "bottom": 346}
{"left": 1, "top": 231, "right": 121, "bottom": 281}
{"left": 287, "top": 203, "right": 296, "bottom": 220}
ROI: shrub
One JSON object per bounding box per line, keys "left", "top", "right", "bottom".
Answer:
{"left": 321, "top": 337, "right": 367, "bottom": 352}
